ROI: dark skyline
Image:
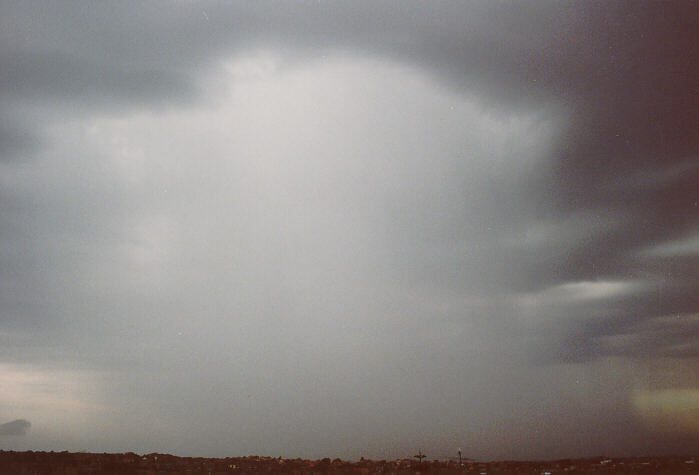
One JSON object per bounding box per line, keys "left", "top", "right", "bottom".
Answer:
{"left": 0, "top": 0, "right": 697, "bottom": 461}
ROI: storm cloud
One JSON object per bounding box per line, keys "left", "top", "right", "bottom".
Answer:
{"left": 0, "top": 419, "right": 31, "bottom": 436}
{"left": 0, "top": 0, "right": 697, "bottom": 460}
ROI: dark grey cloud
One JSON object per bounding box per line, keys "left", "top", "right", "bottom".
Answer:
{"left": 1, "top": 48, "right": 196, "bottom": 107}
{"left": 537, "top": 3, "right": 698, "bottom": 360}
{"left": 0, "top": 0, "right": 697, "bottom": 460}
{"left": 0, "top": 419, "right": 31, "bottom": 436}
{"left": 0, "top": 119, "right": 42, "bottom": 162}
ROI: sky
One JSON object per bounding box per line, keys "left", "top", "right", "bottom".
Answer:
{"left": 0, "top": 0, "right": 697, "bottom": 461}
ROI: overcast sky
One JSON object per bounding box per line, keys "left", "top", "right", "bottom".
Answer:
{"left": 1, "top": 0, "right": 697, "bottom": 461}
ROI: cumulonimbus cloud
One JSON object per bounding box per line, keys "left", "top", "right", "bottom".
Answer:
{"left": 0, "top": 419, "right": 31, "bottom": 436}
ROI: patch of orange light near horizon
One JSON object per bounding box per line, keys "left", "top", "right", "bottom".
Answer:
{"left": 632, "top": 388, "right": 699, "bottom": 436}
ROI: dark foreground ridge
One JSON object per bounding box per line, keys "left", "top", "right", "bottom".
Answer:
{"left": 0, "top": 451, "right": 697, "bottom": 475}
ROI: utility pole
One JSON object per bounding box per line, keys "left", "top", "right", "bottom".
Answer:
{"left": 458, "top": 448, "right": 462, "bottom": 466}
{"left": 413, "top": 450, "right": 426, "bottom": 465}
